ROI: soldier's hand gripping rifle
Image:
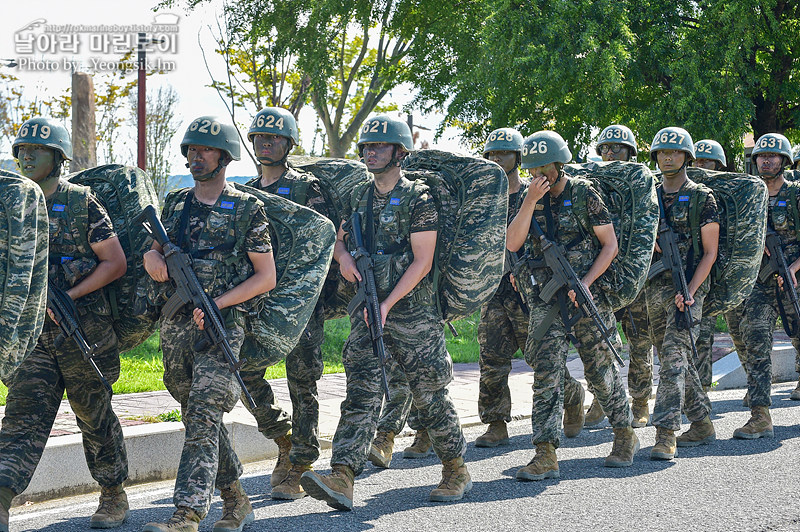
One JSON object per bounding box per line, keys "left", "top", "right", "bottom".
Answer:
{"left": 133, "top": 205, "right": 257, "bottom": 409}
{"left": 759, "top": 228, "right": 800, "bottom": 336}
{"left": 647, "top": 188, "right": 700, "bottom": 361}
{"left": 343, "top": 212, "right": 391, "bottom": 400}
{"left": 47, "top": 282, "right": 112, "bottom": 393}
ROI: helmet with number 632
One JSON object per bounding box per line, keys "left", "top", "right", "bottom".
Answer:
{"left": 596, "top": 124, "right": 637, "bottom": 156}
{"left": 248, "top": 107, "right": 299, "bottom": 146}
{"left": 357, "top": 115, "right": 414, "bottom": 153}
{"left": 483, "top": 128, "right": 523, "bottom": 156}
{"left": 12, "top": 117, "right": 72, "bottom": 161}
{"left": 694, "top": 139, "right": 726, "bottom": 167}
{"left": 650, "top": 127, "right": 695, "bottom": 161}
{"left": 520, "top": 131, "right": 572, "bottom": 169}
{"left": 180, "top": 116, "right": 241, "bottom": 161}
{"left": 751, "top": 133, "right": 792, "bottom": 167}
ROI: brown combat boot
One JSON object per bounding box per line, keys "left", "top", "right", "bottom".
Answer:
{"left": 142, "top": 506, "right": 201, "bottom": 532}
{"left": 403, "top": 430, "right": 435, "bottom": 458}
{"left": 0, "top": 486, "right": 13, "bottom": 532}
{"left": 631, "top": 398, "right": 650, "bottom": 428}
{"left": 676, "top": 415, "right": 716, "bottom": 447}
{"left": 213, "top": 480, "right": 254, "bottom": 532}
{"left": 368, "top": 431, "right": 396, "bottom": 468}
{"left": 90, "top": 484, "right": 129, "bottom": 528}
{"left": 516, "top": 442, "right": 559, "bottom": 481}
{"left": 429, "top": 457, "right": 472, "bottom": 502}
{"left": 474, "top": 421, "right": 510, "bottom": 448}
{"left": 584, "top": 397, "right": 606, "bottom": 427}
{"left": 790, "top": 382, "right": 800, "bottom": 400}
{"left": 604, "top": 426, "right": 639, "bottom": 468}
{"left": 271, "top": 463, "right": 312, "bottom": 500}
{"left": 733, "top": 406, "right": 774, "bottom": 439}
{"left": 563, "top": 385, "right": 585, "bottom": 438}
{"left": 300, "top": 465, "right": 354, "bottom": 511}
{"left": 650, "top": 427, "right": 677, "bottom": 460}
{"left": 271, "top": 433, "right": 292, "bottom": 487}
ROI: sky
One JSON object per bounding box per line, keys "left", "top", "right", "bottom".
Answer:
{"left": 0, "top": 0, "right": 467, "bottom": 177}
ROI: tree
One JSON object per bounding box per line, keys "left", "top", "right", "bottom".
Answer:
{"left": 131, "top": 84, "right": 180, "bottom": 204}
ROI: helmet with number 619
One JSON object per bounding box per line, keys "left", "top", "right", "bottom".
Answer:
{"left": 357, "top": 115, "right": 414, "bottom": 153}
{"left": 596, "top": 124, "right": 637, "bottom": 156}
{"left": 694, "top": 139, "right": 726, "bottom": 168}
{"left": 650, "top": 127, "right": 695, "bottom": 161}
{"left": 248, "top": 107, "right": 299, "bottom": 146}
{"left": 180, "top": 116, "right": 241, "bottom": 161}
{"left": 12, "top": 117, "right": 72, "bottom": 161}
{"left": 483, "top": 128, "right": 524, "bottom": 156}
{"left": 520, "top": 131, "right": 572, "bottom": 169}
{"left": 751, "top": 133, "right": 792, "bottom": 168}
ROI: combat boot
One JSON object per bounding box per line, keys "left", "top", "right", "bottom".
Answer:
{"left": 733, "top": 406, "right": 774, "bottom": 439}
{"left": 563, "top": 385, "right": 585, "bottom": 438}
{"left": 300, "top": 465, "right": 354, "bottom": 511}
{"left": 742, "top": 390, "right": 750, "bottom": 407}
{"left": 403, "top": 430, "right": 435, "bottom": 458}
{"left": 604, "top": 426, "right": 639, "bottom": 468}
{"left": 516, "top": 442, "right": 559, "bottom": 481}
{"left": 142, "top": 506, "right": 201, "bottom": 532}
{"left": 676, "top": 415, "right": 716, "bottom": 447}
{"left": 271, "top": 463, "right": 312, "bottom": 500}
{"left": 0, "top": 486, "right": 13, "bottom": 532}
{"left": 430, "top": 457, "right": 472, "bottom": 502}
{"left": 368, "top": 431, "right": 395, "bottom": 468}
{"left": 584, "top": 397, "right": 606, "bottom": 427}
{"left": 474, "top": 421, "right": 510, "bottom": 447}
{"left": 650, "top": 427, "right": 677, "bottom": 460}
{"left": 271, "top": 433, "right": 292, "bottom": 487}
{"left": 90, "top": 484, "right": 129, "bottom": 528}
{"left": 790, "top": 382, "right": 800, "bottom": 400}
{"left": 631, "top": 398, "right": 650, "bottom": 428}
{"left": 213, "top": 480, "right": 254, "bottom": 532}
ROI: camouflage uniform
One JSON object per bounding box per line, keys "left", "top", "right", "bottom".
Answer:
{"left": 616, "top": 293, "right": 655, "bottom": 401}
{"left": 646, "top": 181, "right": 717, "bottom": 430}
{"left": 158, "top": 185, "right": 271, "bottom": 516}
{"left": 695, "top": 312, "right": 716, "bottom": 388}
{"left": 239, "top": 168, "right": 332, "bottom": 466}
{"left": 524, "top": 178, "right": 632, "bottom": 447}
{"left": 0, "top": 180, "right": 128, "bottom": 496}
{"left": 331, "top": 176, "right": 466, "bottom": 476}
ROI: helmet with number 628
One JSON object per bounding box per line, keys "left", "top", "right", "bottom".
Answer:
{"left": 596, "top": 124, "right": 637, "bottom": 156}
{"left": 751, "top": 133, "right": 792, "bottom": 168}
{"left": 180, "top": 116, "right": 241, "bottom": 161}
{"left": 520, "top": 131, "right": 572, "bottom": 169}
{"left": 694, "top": 139, "right": 727, "bottom": 168}
{"left": 357, "top": 115, "right": 414, "bottom": 153}
{"left": 12, "top": 117, "right": 72, "bottom": 161}
{"left": 650, "top": 127, "right": 695, "bottom": 161}
{"left": 483, "top": 128, "right": 524, "bottom": 156}
{"left": 248, "top": 107, "right": 299, "bottom": 146}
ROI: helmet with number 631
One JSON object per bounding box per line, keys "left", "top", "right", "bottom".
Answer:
{"left": 596, "top": 124, "right": 637, "bottom": 156}
{"left": 650, "top": 127, "right": 695, "bottom": 161}
{"left": 694, "top": 139, "right": 727, "bottom": 167}
{"left": 180, "top": 116, "right": 241, "bottom": 161}
{"left": 357, "top": 115, "right": 414, "bottom": 153}
{"left": 751, "top": 133, "right": 792, "bottom": 167}
{"left": 483, "top": 128, "right": 524, "bottom": 156}
{"left": 12, "top": 117, "right": 72, "bottom": 161}
{"left": 520, "top": 131, "right": 572, "bottom": 169}
{"left": 248, "top": 107, "right": 299, "bottom": 146}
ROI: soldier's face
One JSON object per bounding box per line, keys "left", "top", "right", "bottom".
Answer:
{"left": 186, "top": 145, "right": 223, "bottom": 177}
{"left": 17, "top": 144, "right": 56, "bottom": 182}
{"left": 361, "top": 142, "right": 396, "bottom": 171}
{"left": 253, "top": 134, "right": 289, "bottom": 161}
{"left": 656, "top": 150, "right": 686, "bottom": 173}
{"left": 485, "top": 150, "right": 517, "bottom": 174}
{"left": 694, "top": 158, "right": 718, "bottom": 171}
{"left": 530, "top": 162, "right": 559, "bottom": 184}
{"left": 755, "top": 153, "right": 783, "bottom": 175}
{"left": 599, "top": 143, "right": 630, "bottom": 162}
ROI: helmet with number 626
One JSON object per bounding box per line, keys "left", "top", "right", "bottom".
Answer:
{"left": 596, "top": 124, "right": 637, "bottom": 156}
{"left": 520, "top": 131, "right": 572, "bottom": 169}
{"left": 248, "top": 107, "right": 299, "bottom": 146}
{"left": 751, "top": 133, "right": 792, "bottom": 168}
{"left": 12, "top": 117, "right": 72, "bottom": 161}
{"left": 650, "top": 127, "right": 695, "bottom": 161}
{"left": 694, "top": 139, "right": 727, "bottom": 167}
{"left": 357, "top": 115, "right": 414, "bottom": 153}
{"left": 483, "top": 128, "right": 524, "bottom": 156}
{"left": 180, "top": 116, "right": 241, "bottom": 161}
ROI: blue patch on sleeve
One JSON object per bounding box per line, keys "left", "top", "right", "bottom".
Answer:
{"left": 390, "top": 198, "right": 401, "bottom": 206}
{"left": 563, "top": 199, "right": 572, "bottom": 206}
{"left": 778, "top": 200, "right": 787, "bottom": 207}
{"left": 678, "top": 195, "right": 690, "bottom": 202}
{"left": 52, "top": 204, "right": 66, "bottom": 212}
{"left": 220, "top": 201, "right": 235, "bottom": 210}
{"left": 60, "top": 256, "right": 73, "bottom": 263}
{"left": 277, "top": 187, "right": 291, "bottom": 195}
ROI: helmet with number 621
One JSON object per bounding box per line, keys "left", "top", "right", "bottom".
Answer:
{"left": 180, "top": 116, "right": 241, "bottom": 161}
{"left": 520, "top": 131, "right": 572, "bottom": 169}
{"left": 12, "top": 117, "right": 72, "bottom": 161}
{"left": 357, "top": 115, "right": 414, "bottom": 153}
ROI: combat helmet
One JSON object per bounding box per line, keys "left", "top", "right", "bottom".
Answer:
{"left": 596, "top": 124, "right": 637, "bottom": 157}
{"left": 650, "top": 127, "right": 695, "bottom": 162}
{"left": 520, "top": 131, "right": 572, "bottom": 169}
{"left": 357, "top": 115, "right": 414, "bottom": 173}
{"left": 694, "top": 139, "right": 727, "bottom": 169}
{"left": 483, "top": 128, "right": 524, "bottom": 155}
{"left": 12, "top": 117, "right": 72, "bottom": 161}
{"left": 751, "top": 133, "right": 792, "bottom": 170}
{"left": 248, "top": 107, "right": 298, "bottom": 166}
{"left": 181, "top": 116, "right": 241, "bottom": 181}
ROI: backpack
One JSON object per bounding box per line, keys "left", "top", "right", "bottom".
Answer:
{"left": 563, "top": 161, "right": 659, "bottom": 311}
{"left": 67, "top": 164, "right": 160, "bottom": 352}
{"left": 0, "top": 170, "right": 49, "bottom": 379}
{"left": 686, "top": 167, "right": 768, "bottom": 316}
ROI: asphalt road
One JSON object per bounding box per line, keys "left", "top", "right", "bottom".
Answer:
{"left": 12, "top": 383, "right": 800, "bottom": 532}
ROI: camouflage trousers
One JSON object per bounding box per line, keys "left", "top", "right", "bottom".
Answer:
{"left": 0, "top": 317, "right": 127, "bottom": 495}
{"left": 161, "top": 313, "right": 244, "bottom": 518}
{"left": 616, "top": 291, "right": 655, "bottom": 400}
{"left": 646, "top": 277, "right": 711, "bottom": 430}
{"left": 375, "top": 360, "right": 421, "bottom": 435}
{"left": 695, "top": 312, "right": 716, "bottom": 389}
{"left": 331, "top": 299, "right": 466, "bottom": 476}
{"left": 527, "top": 294, "right": 631, "bottom": 448}
{"left": 239, "top": 301, "right": 325, "bottom": 466}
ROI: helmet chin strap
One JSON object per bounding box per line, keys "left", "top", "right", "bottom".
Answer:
{"left": 551, "top": 164, "right": 564, "bottom": 187}
{"left": 661, "top": 157, "right": 690, "bottom": 178}
{"left": 186, "top": 156, "right": 230, "bottom": 182}
{"left": 257, "top": 142, "right": 292, "bottom": 167}
{"left": 362, "top": 145, "right": 399, "bottom": 174}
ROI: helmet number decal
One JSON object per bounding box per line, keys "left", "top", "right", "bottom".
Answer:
{"left": 19, "top": 123, "right": 51, "bottom": 140}
{"left": 489, "top": 130, "right": 512, "bottom": 142}
{"left": 697, "top": 143, "right": 712, "bottom": 154}
{"left": 601, "top": 128, "right": 628, "bottom": 141}
{"left": 190, "top": 119, "right": 222, "bottom": 136}
{"left": 759, "top": 136, "right": 782, "bottom": 149}
{"left": 522, "top": 141, "right": 548, "bottom": 156}
{"left": 659, "top": 131, "right": 685, "bottom": 144}
{"left": 255, "top": 114, "right": 285, "bottom": 130}
{"left": 363, "top": 120, "right": 388, "bottom": 134}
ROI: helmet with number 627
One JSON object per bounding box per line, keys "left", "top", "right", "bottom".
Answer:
{"left": 483, "top": 128, "right": 524, "bottom": 156}
{"left": 520, "top": 131, "right": 572, "bottom": 169}
{"left": 751, "top": 133, "right": 792, "bottom": 168}
{"left": 650, "top": 127, "right": 695, "bottom": 161}
{"left": 12, "top": 117, "right": 72, "bottom": 161}
{"left": 694, "top": 139, "right": 727, "bottom": 168}
{"left": 248, "top": 107, "right": 299, "bottom": 146}
{"left": 180, "top": 116, "right": 241, "bottom": 161}
{"left": 596, "top": 124, "right": 637, "bottom": 156}
{"left": 357, "top": 115, "right": 414, "bottom": 153}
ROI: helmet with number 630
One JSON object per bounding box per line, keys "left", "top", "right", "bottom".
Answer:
{"left": 357, "top": 115, "right": 414, "bottom": 153}
{"left": 596, "top": 124, "right": 637, "bottom": 156}
{"left": 694, "top": 139, "right": 726, "bottom": 167}
{"left": 180, "top": 116, "right": 241, "bottom": 161}
{"left": 12, "top": 117, "right": 72, "bottom": 161}
{"left": 248, "top": 107, "right": 299, "bottom": 146}
{"left": 520, "top": 131, "right": 572, "bottom": 169}
{"left": 650, "top": 127, "right": 695, "bottom": 161}
{"left": 483, "top": 128, "right": 523, "bottom": 156}
{"left": 751, "top": 133, "right": 792, "bottom": 167}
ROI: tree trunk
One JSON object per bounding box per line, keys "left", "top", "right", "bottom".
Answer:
{"left": 70, "top": 72, "right": 97, "bottom": 172}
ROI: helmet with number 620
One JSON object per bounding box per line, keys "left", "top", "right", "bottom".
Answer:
{"left": 180, "top": 116, "right": 241, "bottom": 161}
{"left": 520, "top": 131, "right": 572, "bottom": 169}
{"left": 357, "top": 115, "right": 414, "bottom": 153}
{"left": 248, "top": 107, "right": 299, "bottom": 146}
{"left": 483, "top": 128, "right": 524, "bottom": 156}
{"left": 596, "top": 124, "right": 637, "bottom": 156}
{"left": 751, "top": 133, "right": 792, "bottom": 168}
{"left": 694, "top": 139, "right": 726, "bottom": 168}
{"left": 12, "top": 117, "right": 72, "bottom": 161}
{"left": 650, "top": 127, "right": 695, "bottom": 161}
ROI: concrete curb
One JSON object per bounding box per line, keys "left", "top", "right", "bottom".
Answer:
{"left": 713, "top": 343, "right": 798, "bottom": 390}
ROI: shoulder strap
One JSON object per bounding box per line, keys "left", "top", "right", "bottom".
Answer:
{"left": 688, "top": 185, "right": 704, "bottom": 261}
{"left": 67, "top": 183, "right": 91, "bottom": 256}
{"left": 176, "top": 190, "right": 194, "bottom": 251}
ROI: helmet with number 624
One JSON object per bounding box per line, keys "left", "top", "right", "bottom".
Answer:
{"left": 694, "top": 139, "right": 727, "bottom": 168}
{"left": 483, "top": 128, "right": 524, "bottom": 156}
{"left": 12, "top": 117, "right": 72, "bottom": 161}
{"left": 520, "top": 131, "right": 572, "bottom": 169}
{"left": 357, "top": 115, "right": 414, "bottom": 153}
{"left": 180, "top": 116, "right": 241, "bottom": 161}
{"left": 596, "top": 124, "right": 637, "bottom": 156}
{"left": 650, "top": 127, "right": 695, "bottom": 161}
{"left": 751, "top": 133, "right": 792, "bottom": 168}
{"left": 248, "top": 107, "right": 299, "bottom": 146}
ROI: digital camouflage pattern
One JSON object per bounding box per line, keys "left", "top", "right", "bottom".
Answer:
{"left": 696, "top": 312, "right": 716, "bottom": 388}
{"left": 617, "top": 292, "right": 655, "bottom": 401}
{"left": 0, "top": 170, "right": 49, "bottom": 379}
{"left": 564, "top": 161, "right": 658, "bottom": 311}
{"left": 687, "top": 167, "right": 768, "bottom": 317}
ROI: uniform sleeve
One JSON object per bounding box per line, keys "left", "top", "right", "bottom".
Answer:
{"left": 244, "top": 204, "right": 273, "bottom": 254}
{"left": 586, "top": 186, "right": 612, "bottom": 228}
{"left": 86, "top": 194, "right": 117, "bottom": 244}
{"left": 699, "top": 192, "right": 720, "bottom": 227}
{"left": 410, "top": 191, "right": 438, "bottom": 233}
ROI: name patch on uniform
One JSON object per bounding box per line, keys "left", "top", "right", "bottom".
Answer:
{"left": 678, "top": 195, "right": 690, "bottom": 202}
{"left": 389, "top": 197, "right": 401, "bottom": 206}
{"left": 563, "top": 200, "right": 572, "bottom": 206}
{"left": 220, "top": 201, "right": 235, "bottom": 210}
{"left": 778, "top": 200, "right": 787, "bottom": 207}
{"left": 277, "top": 187, "right": 291, "bottom": 195}
{"left": 60, "top": 256, "right": 73, "bottom": 263}
{"left": 52, "top": 204, "right": 66, "bottom": 212}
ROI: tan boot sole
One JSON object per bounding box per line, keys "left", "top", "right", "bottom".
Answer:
{"left": 299, "top": 472, "right": 353, "bottom": 511}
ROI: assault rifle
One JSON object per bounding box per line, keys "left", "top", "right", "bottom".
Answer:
{"left": 505, "top": 248, "right": 530, "bottom": 314}
{"left": 759, "top": 228, "right": 800, "bottom": 336}
{"left": 133, "top": 205, "right": 257, "bottom": 409}
{"left": 343, "top": 212, "right": 391, "bottom": 400}
{"left": 47, "top": 282, "right": 112, "bottom": 393}
{"left": 647, "top": 188, "right": 700, "bottom": 361}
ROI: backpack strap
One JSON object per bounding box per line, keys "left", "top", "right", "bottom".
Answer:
{"left": 688, "top": 186, "right": 704, "bottom": 263}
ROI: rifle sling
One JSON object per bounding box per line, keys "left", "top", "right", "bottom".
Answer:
{"left": 365, "top": 186, "right": 376, "bottom": 255}
{"left": 177, "top": 190, "right": 195, "bottom": 252}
